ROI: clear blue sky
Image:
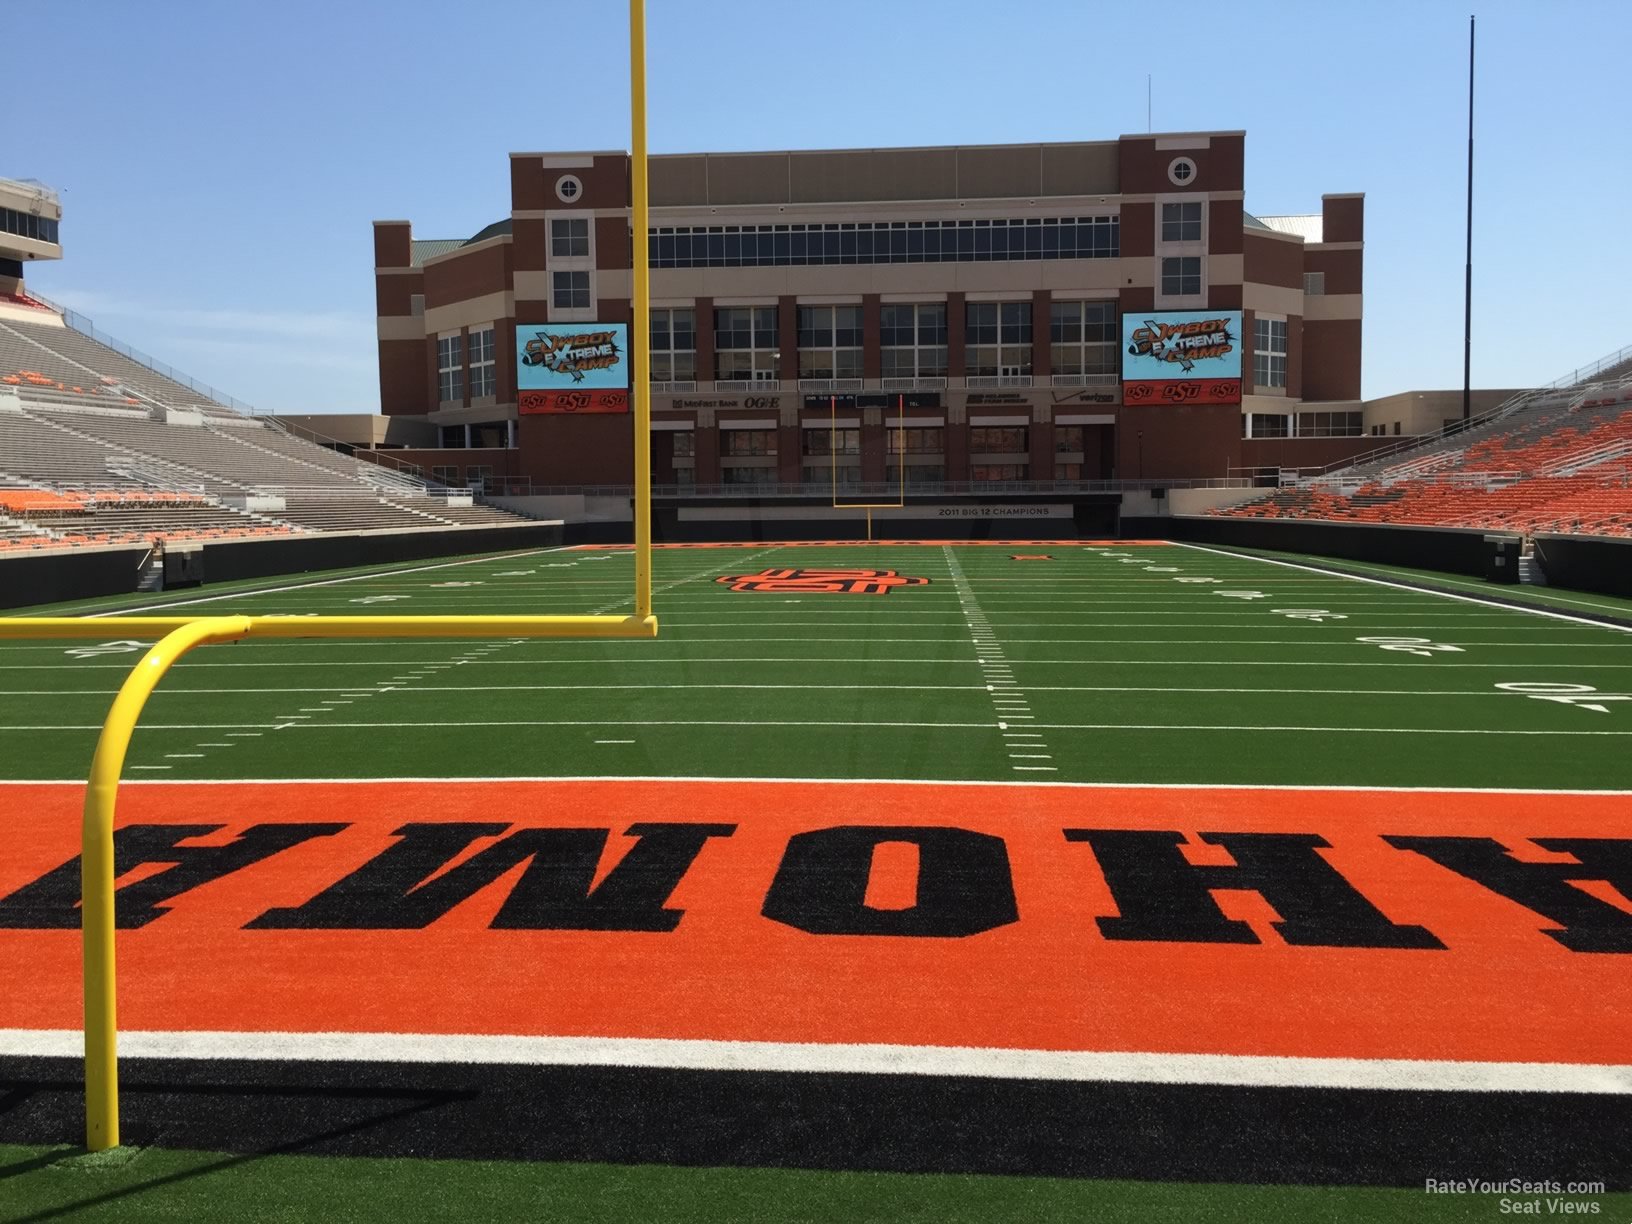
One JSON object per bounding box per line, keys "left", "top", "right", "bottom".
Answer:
{"left": 10, "top": 0, "right": 1628, "bottom": 413}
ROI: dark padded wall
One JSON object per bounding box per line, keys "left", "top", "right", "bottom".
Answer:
{"left": 1532, "top": 534, "right": 1632, "bottom": 598}
{"left": 0, "top": 546, "right": 148, "bottom": 610}
{"left": 1121, "top": 515, "right": 1515, "bottom": 578}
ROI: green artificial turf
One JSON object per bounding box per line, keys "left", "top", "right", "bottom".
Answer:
{"left": 6, "top": 1143, "right": 1618, "bottom": 1224}
{"left": 0, "top": 541, "right": 1626, "bottom": 788}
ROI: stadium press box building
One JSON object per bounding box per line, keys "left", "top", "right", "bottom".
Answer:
{"left": 371, "top": 131, "right": 1369, "bottom": 492}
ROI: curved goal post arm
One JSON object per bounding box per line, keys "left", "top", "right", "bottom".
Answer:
{"left": 0, "top": 613, "right": 659, "bottom": 1151}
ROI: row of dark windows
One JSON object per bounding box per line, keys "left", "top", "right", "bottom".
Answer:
{"left": 0, "top": 207, "right": 58, "bottom": 245}
{"left": 647, "top": 216, "right": 1118, "bottom": 268}
{"left": 702, "top": 463, "right": 1087, "bottom": 486}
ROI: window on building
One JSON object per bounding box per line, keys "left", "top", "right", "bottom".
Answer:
{"left": 410, "top": 294, "right": 425, "bottom": 317}
{"left": 672, "top": 431, "right": 695, "bottom": 458}
{"left": 1296, "top": 411, "right": 1363, "bottom": 437}
{"left": 721, "top": 429, "right": 777, "bottom": 456}
{"left": 1253, "top": 317, "right": 1288, "bottom": 389}
{"left": 465, "top": 464, "right": 495, "bottom": 490}
{"left": 885, "top": 463, "right": 945, "bottom": 485}
{"left": 804, "top": 464, "right": 863, "bottom": 486}
{"left": 721, "top": 465, "right": 777, "bottom": 485}
{"left": 1054, "top": 462, "right": 1083, "bottom": 481}
{"left": 886, "top": 427, "right": 945, "bottom": 454}
{"left": 437, "top": 426, "right": 466, "bottom": 449}
{"left": 0, "top": 207, "right": 60, "bottom": 245}
{"left": 647, "top": 216, "right": 1118, "bottom": 269}
{"left": 714, "top": 306, "right": 780, "bottom": 382}
{"left": 969, "top": 425, "right": 1028, "bottom": 453}
{"left": 1054, "top": 425, "right": 1085, "bottom": 452}
{"left": 552, "top": 270, "right": 590, "bottom": 309}
{"left": 1161, "top": 201, "right": 1203, "bottom": 243}
{"left": 468, "top": 326, "right": 496, "bottom": 398}
{"left": 551, "top": 217, "right": 590, "bottom": 258}
{"left": 803, "top": 428, "right": 860, "bottom": 456}
{"left": 1247, "top": 413, "right": 1291, "bottom": 438}
{"left": 879, "top": 303, "right": 949, "bottom": 380}
{"left": 1160, "top": 256, "right": 1202, "bottom": 296}
{"left": 650, "top": 308, "right": 696, "bottom": 382}
{"left": 431, "top": 465, "right": 460, "bottom": 484}
{"left": 966, "top": 302, "right": 1032, "bottom": 379}
{"left": 971, "top": 464, "right": 1028, "bottom": 481}
{"left": 674, "top": 467, "right": 695, "bottom": 487}
{"left": 796, "top": 305, "right": 864, "bottom": 380}
{"left": 1049, "top": 301, "right": 1118, "bottom": 379}
{"left": 1304, "top": 271, "right": 1326, "bottom": 296}
{"left": 436, "top": 334, "right": 463, "bottom": 403}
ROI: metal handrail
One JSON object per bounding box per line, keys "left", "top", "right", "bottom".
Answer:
{"left": 1302, "top": 347, "right": 1632, "bottom": 480}
{"left": 20, "top": 291, "right": 262, "bottom": 415}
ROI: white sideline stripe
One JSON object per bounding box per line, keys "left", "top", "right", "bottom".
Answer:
{"left": 3, "top": 773, "right": 1631, "bottom": 797}
{"left": 1173, "top": 543, "right": 1632, "bottom": 636}
{"left": 2, "top": 1029, "right": 1627, "bottom": 1093}
{"left": 74, "top": 547, "right": 574, "bottom": 618}
{"left": 1215, "top": 554, "right": 1632, "bottom": 617}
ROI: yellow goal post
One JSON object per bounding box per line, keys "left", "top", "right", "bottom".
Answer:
{"left": 0, "top": 0, "right": 657, "bottom": 1153}
{"left": 831, "top": 394, "right": 908, "bottom": 540}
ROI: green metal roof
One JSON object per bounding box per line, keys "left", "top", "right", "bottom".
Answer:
{"left": 407, "top": 221, "right": 511, "bottom": 268}
{"left": 408, "top": 239, "right": 463, "bottom": 267}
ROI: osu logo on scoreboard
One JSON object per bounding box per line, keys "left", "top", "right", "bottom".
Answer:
{"left": 716, "top": 568, "right": 931, "bottom": 595}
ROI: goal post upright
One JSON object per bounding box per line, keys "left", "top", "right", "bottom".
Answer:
{"left": 630, "top": 0, "right": 653, "bottom": 616}
{"left": 0, "top": 1, "right": 661, "bottom": 1153}
{"left": 832, "top": 394, "right": 907, "bottom": 540}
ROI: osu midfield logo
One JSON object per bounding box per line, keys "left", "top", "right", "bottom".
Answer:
{"left": 716, "top": 568, "right": 930, "bottom": 595}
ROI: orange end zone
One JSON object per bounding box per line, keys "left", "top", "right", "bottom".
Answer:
{"left": 568, "top": 540, "right": 1172, "bottom": 550}
{"left": 0, "top": 780, "right": 1626, "bottom": 1065}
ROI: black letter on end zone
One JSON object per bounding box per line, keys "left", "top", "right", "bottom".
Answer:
{"left": 1384, "top": 836, "right": 1632, "bottom": 953}
{"left": 248, "top": 822, "right": 735, "bottom": 931}
{"left": 761, "top": 825, "right": 1019, "bottom": 937}
{"left": 0, "top": 824, "right": 346, "bottom": 929}
{"left": 1065, "top": 830, "right": 1443, "bottom": 948}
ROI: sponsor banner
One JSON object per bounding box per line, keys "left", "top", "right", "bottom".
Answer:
{"left": 518, "top": 389, "right": 628, "bottom": 415}
{"left": 672, "top": 396, "right": 784, "bottom": 411}
{"left": 805, "top": 394, "right": 941, "bottom": 410}
{"left": 1122, "top": 310, "right": 1243, "bottom": 405}
{"left": 0, "top": 780, "right": 1626, "bottom": 1066}
{"left": 516, "top": 323, "right": 629, "bottom": 392}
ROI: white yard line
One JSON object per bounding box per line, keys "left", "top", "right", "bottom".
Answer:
{"left": 6, "top": 718, "right": 1624, "bottom": 738}
{"left": 945, "top": 546, "right": 1059, "bottom": 774}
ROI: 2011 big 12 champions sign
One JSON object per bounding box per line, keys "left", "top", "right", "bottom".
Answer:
{"left": 1121, "top": 311, "right": 1243, "bottom": 405}
{"left": 515, "top": 323, "right": 630, "bottom": 414}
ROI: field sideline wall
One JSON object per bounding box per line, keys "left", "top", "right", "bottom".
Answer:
{"left": 1121, "top": 514, "right": 1513, "bottom": 578}
{"left": 1533, "top": 533, "right": 1632, "bottom": 598}
{"left": 196, "top": 523, "right": 564, "bottom": 584}
{"left": 0, "top": 545, "right": 150, "bottom": 611}
{"left": 0, "top": 524, "right": 565, "bottom": 610}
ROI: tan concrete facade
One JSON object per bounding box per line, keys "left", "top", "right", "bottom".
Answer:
{"left": 371, "top": 134, "right": 1370, "bottom": 484}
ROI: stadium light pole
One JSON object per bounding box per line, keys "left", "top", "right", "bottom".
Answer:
{"left": 631, "top": 0, "right": 653, "bottom": 616}
{"left": 1463, "top": 14, "right": 1475, "bottom": 422}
